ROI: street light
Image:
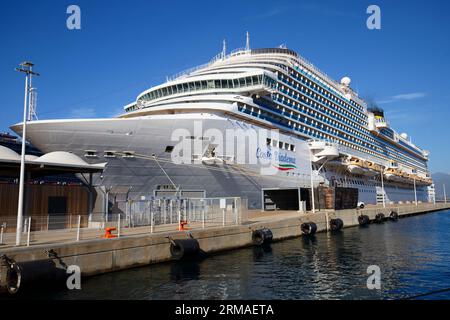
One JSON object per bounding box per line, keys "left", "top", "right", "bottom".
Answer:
{"left": 308, "top": 146, "right": 316, "bottom": 214}
{"left": 380, "top": 166, "right": 386, "bottom": 208}
{"left": 413, "top": 177, "right": 417, "bottom": 206}
{"left": 444, "top": 184, "right": 447, "bottom": 204}
{"left": 15, "top": 62, "right": 39, "bottom": 246}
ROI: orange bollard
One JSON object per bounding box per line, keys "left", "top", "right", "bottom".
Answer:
{"left": 178, "top": 221, "right": 188, "bottom": 231}
{"left": 103, "top": 227, "right": 117, "bottom": 238}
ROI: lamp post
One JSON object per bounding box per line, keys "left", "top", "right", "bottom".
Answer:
{"left": 380, "top": 166, "right": 386, "bottom": 208}
{"left": 444, "top": 184, "right": 447, "bottom": 204}
{"left": 413, "top": 177, "right": 417, "bottom": 206}
{"left": 308, "top": 146, "right": 315, "bottom": 213}
{"left": 15, "top": 62, "right": 39, "bottom": 246}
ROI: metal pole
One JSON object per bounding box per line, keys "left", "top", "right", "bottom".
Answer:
{"left": 444, "top": 184, "right": 447, "bottom": 204}
{"left": 433, "top": 184, "right": 436, "bottom": 205}
{"left": 117, "top": 214, "right": 121, "bottom": 237}
{"left": 163, "top": 199, "right": 166, "bottom": 224}
{"left": 380, "top": 168, "right": 386, "bottom": 208}
{"left": 222, "top": 208, "right": 225, "bottom": 226}
{"left": 0, "top": 224, "right": 4, "bottom": 245}
{"left": 88, "top": 173, "right": 93, "bottom": 222}
{"left": 234, "top": 198, "right": 237, "bottom": 225}
{"left": 105, "top": 189, "right": 109, "bottom": 223}
{"left": 309, "top": 147, "right": 315, "bottom": 213}
{"left": 15, "top": 74, "right": 28, "bottom": 246}
{"left": 26, "top": 216, "right": 31, "bottom": 246}
{"left": 76, "top": 215, "right": 81, "bottom": 241}
{"left": 414, "top": 178, "right": 417, "bottom": 206}
{"left": 151, "top": 209, "right": 154, "bottom": 233}
{"left": 202, "top": 205, "right": 205, "bottom": 229}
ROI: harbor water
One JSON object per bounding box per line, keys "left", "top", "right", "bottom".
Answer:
{"left": 16, "top": 210, "right": 450, "bottom": 300}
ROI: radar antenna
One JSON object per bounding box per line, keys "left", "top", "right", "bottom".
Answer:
{"left": 245, "top": 31, "right": 250, "bottom": 51}
{"left": 222, "top": 39, "right": 227, "bottom": 59}
{"left": 28, "top": 87, "right": 38, "bottom": 121}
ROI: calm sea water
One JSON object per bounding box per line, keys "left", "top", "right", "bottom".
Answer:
{"left": 28, "top": 210, "right": 450, "bottom": 299}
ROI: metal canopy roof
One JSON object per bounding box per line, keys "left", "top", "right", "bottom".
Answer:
{"left": 0, "top": 146, "right": 106, "bottom": 178}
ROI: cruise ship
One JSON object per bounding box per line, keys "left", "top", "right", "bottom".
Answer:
{"left": 10, "top": 39, "right": 434, "bottom": 209}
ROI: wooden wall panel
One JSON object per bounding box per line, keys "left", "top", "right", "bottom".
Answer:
{"left": 0, "top": 184, "right": 90, "bottom": 231}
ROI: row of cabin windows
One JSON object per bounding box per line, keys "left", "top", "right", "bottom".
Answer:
{"left": 84, "top": 150, "right": 135, "bottom": 158}
{"left": 137, "top": 75, "right": 268, "bottom": 105}
{"left": 266, "top": 138, "right": 295, "bottom": 152}
{"left": 276, "top": 82, "right": 372, "bottom": 143}
{"left": 279, "top": 75, "right": 366, "bottom": 126}
{"left": 287, "top": 67, "right": 366, "bottom": 117}
{"left": 272, "top": 90, "right": 425, "bottom": 167}
{"left": 239, "top": 103, "right": 421, "bottom": 171}
{"left": 279, "top": 71, "right": 424, "bottom": 166}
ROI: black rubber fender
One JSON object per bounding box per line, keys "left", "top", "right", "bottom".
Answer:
{"left": 252, "top": 228, "right": 273, "bottom": 245}
{"left": 301, "top": 222, "right": 317, "bottom": 235}
{"left": 6, "top": 259, "right": 67, "bottom": 294}
{"left": 329, "top": 218, "right": 344, "bottom": 231}
{"left": 170, "top": 239, "right": 200, "bottom": 260}
{"left": 389, "top": 210, "right": 399, "bottom": 221}
{"left": 358, "top": 215, "right": 370, "bottom": 226}
{"left": 374, "top": 213, "right": 385, "bottom": 223}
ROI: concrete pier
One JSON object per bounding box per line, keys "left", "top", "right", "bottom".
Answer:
{"left": 1, "top": 203, "right": 449, "bottom": 293}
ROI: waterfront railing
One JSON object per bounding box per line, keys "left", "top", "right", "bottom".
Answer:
{"left": 0, "top": 197, "right": 248, "bottom": 247}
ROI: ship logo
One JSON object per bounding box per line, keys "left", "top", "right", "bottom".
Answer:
{"left": 273, "top": 163, "right": 297, "bottom": 171}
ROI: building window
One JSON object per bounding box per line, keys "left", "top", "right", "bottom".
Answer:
{"left": 84, "top": 150, "right": 97, "bottom": 158}
{"left": 165, "top": 146, "right": 174, "bottom": 153}
{"left": 104, "top": 151, "right": 116, "bottom": 158}
{"left": 122, "top": 151, "right": 135, "bottom": 158}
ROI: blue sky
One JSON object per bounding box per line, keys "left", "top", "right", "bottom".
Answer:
{"left": 0, "top": 0, "right": 449, "bottom": 173}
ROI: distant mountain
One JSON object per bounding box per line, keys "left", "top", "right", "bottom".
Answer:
{"left": 431, "top": 172, "right": 450, "bottom": 199}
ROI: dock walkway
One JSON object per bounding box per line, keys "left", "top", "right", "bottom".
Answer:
{"left": 1, "top": 203, "right": 449, "bottom": 292}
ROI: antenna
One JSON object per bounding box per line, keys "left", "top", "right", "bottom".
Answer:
{"left": 222, "top": 39, "right": 227, "bottom": 59}
{"left": 245, "top": 31, "right": 250, "bottom": 51}
{"left": 28, "top": 87, "right": 38, "bottom": 121}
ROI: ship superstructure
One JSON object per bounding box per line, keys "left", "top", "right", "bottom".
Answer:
{"left": 11, "top": 43, "right": 434, "bottom": 209}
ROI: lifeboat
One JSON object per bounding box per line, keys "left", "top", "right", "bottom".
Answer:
{"left": 364, "top": 160, "right": 383, "bottom": 176}
{"left": 346, "top": 157, "right": 368, "bottom": 175}
{"left": 411, "top": 174, "right": 433, "bottom": 186}
{"left": 384, "top": 167, "right": 403, "bottom": 182}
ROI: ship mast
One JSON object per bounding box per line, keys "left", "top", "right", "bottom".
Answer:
{"left": 222, "top": 39, "right": 227, "bottom": 59}
{"left": 27, "top": 64, "right": 38, "bottom": 121}
{"left": 245, "top": 31, "right": 250, "bottom": 51}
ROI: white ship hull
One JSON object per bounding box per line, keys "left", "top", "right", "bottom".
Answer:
{"left": 11, "top": 112, "right": 429, "bottom": 209}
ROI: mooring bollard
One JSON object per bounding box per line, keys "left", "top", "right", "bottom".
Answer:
{"left": 76, "top": 215, "right": 81, "bottom": 241}
{"left": 26, "top": 216, "right": 31, "bottom": 246}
